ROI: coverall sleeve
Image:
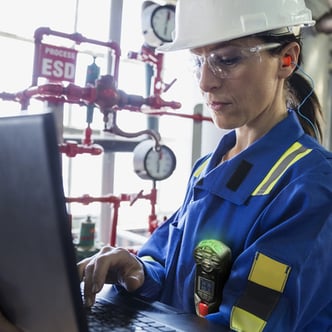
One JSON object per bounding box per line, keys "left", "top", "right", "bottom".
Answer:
{"left": 206, "top": 172, "right": 332, "bottom": 331}
{"left": 132, "top": 211, "right": 180, "bottom": 300}
{"left": 131, "top": 158, "right": 206, "bottom": 301}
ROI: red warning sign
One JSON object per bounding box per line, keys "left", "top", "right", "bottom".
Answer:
{"left": 37, "top": 44, "right": 78, "bottom": 82}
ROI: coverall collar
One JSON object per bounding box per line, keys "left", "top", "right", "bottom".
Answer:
{"left": 196, "top": 110, "right": 306, "bottom": 205}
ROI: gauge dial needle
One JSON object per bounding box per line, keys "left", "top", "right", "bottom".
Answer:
{"left": 157, "top": 151, "right": 162, "bottom": 173}
{"left": 164, "top": 11, "right": 171, "bottom": 35}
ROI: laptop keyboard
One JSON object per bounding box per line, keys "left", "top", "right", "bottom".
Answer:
{"left": 86, "top": 299, "right": 179, "bottom": 332}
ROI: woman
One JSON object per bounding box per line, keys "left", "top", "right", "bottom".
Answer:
{"left": 3, "top": 0, "right": 332, "bottom": 331}
{"left": 78, "top": 1, "right": 332, "bottom": 330}
{"left": 78, "top": 1, "right": 332, "bottom": 331}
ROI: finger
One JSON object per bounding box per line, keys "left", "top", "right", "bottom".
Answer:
{"left": 116, "top": 252, "right": 145, "bottom": 291}
{"left": 78, "top": 246, "right": 113, "bottom": 283}
{"left": 83, "top": 262, "right": 97, "bottom": 307}
{"left": 84, "top": 247, "right": 140, "bottom": 292}
{"left": 77, "top": 256, "right": 94, "bottom": 281}
{"left": 82, "top": 246, "right": 114, "bottom": 307}
{"left": 90, "top": 247, "right": 124, "bottom": 291}
{"left": 82, "top": 247, "right": 144, "bottom": 305}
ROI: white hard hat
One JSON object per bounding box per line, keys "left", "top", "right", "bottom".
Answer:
{"left": 158, "top": 0, "right": 315, "bottom": 52}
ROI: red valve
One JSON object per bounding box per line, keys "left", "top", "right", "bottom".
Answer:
{"left": 59, "top": 141, "right": 103, "bottom": 157}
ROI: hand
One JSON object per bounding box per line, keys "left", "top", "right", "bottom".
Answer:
{"left": 0, "top": 311, "right": 22, "bottom": 332}
{"left": 77, "top": 246, "right": 145, "bottom": 307}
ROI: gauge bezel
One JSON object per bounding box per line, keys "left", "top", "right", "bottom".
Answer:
{"left": 133, "top": 140, "right": 176, "bottom": 181}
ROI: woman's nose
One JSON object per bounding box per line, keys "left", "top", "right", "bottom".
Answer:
{"left": 198, "top": 62, "right": 223, "bottom": 92}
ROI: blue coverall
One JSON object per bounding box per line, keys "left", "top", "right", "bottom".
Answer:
{"left": 133, "top": 110, "right": 332, "bottom": 331}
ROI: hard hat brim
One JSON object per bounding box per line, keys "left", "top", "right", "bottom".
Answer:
{"left": 157, "top": 21, "right": 315, "bottom": 52}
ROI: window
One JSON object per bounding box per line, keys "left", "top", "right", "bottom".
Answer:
{"left": 0, "top": 0, "right": 204, "bottom": 245}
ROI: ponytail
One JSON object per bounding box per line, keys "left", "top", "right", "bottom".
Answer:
{"left": 287, "top": 72, "right": 323, "bottom": 142}
{"left": 259, "top": 33, "right": 324, "bottom": 142}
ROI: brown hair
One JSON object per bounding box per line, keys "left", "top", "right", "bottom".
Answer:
{"left": 259, "top": 33, "right": 323, "bottom": 142}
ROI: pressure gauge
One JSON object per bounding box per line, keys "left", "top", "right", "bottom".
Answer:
{"left": 133, "top": 140, "right": 176, "bottom": 181}
{"left": 141, "top": 1, "right": 176, "bottom": 48}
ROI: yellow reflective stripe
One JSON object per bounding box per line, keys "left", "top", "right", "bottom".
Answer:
{"left": 230, "top": 252, "right": 291, "bottom": 331}
{"left": 193, "top": 158, "right": 210, "bottom": 178}
{"left": 253, "top": 142, "right": 312, "bottom": 195}
{"left": 249, "top": 252, "right": 291, "bottom": 292}
{"left": 140, "top": 256, "right": 156, "bottom": 262}
{"left": 231, "top": 306, "right": 266, "bottom": 332}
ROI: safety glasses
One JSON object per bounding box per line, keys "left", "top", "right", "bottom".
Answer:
{"left": 192, "top": 42, "right": 281, "bottom": 80}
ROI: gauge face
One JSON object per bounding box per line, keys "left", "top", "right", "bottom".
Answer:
{"left": 151, "top": 5, "right": 175, "bottom": 43}
{"left": 133, "top": 140, "right": 176, "bottom": 181}
{"left": 144, "top": 145, "right": 176, "bottom": 180}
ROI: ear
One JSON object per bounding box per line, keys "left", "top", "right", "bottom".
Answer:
{"left": 278, "top": 42, "right": 300, "bottom": 78}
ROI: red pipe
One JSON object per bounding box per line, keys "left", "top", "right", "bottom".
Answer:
{"left": 3, "top": 80, "right": 182, "bottom": 112}
{"left": 66, "top": 188, "right": 158, "bottom": 246}
{"left": 59, "top": 141, "right": 103, "bottom": 157}
{"left": 1, "top": 82, "right": 211, "bottom": 122}
{"left": 110, "top": 201, "right": 120, "bottom": 246}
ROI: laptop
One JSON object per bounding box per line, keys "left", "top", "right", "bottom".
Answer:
{"left": 0, "top": 111, "right": 224, "bottom": 332}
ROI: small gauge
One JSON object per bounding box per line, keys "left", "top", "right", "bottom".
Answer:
{"left": 133, "top": 140, "right": 176, "bottom": 181}
{"left": 141, "top": 2, "right": 176, "bottom": 48}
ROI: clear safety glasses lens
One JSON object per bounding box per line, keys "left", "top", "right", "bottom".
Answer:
{"left": 192, "top": 43, "right": 281, "bottom": 80}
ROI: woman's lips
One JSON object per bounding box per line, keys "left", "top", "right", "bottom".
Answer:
{"left": 208, "top": 101, "right": 231, "bottom": 112}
